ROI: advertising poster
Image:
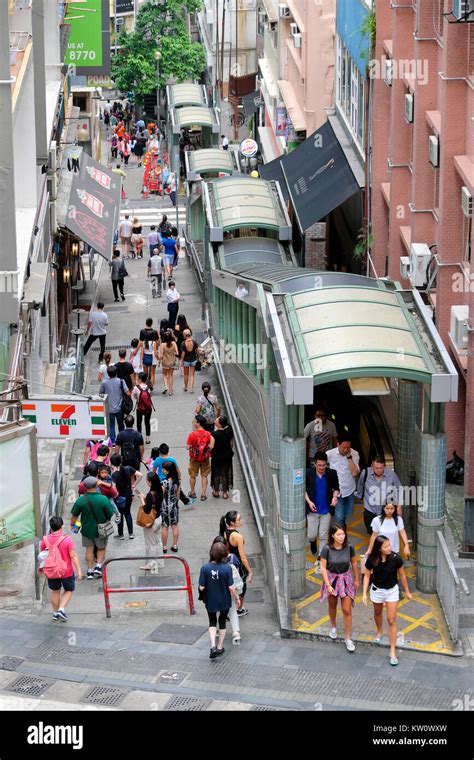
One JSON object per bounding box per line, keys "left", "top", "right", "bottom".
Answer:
{"left": 0, "top": 423, "right": 40, "bottom": 551}
{"left": 64, "top": 0, "right": 111, "bottom": 75}
{"left": 276, "top": 107, "right": 288, "bottom": 137}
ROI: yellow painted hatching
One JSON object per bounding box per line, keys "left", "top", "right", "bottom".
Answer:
{"left": 291, "top": 503, "right": 455, "bottom": 655}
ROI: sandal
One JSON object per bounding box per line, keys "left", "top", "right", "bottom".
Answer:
{"left": 212, "top": 491, "right": 220, "bottom": 498}
{"left": 223, "top": 493, "right": 229, "bottom": 499}
{"left": 188, "top": 492, "right": 197, "bottom": 498}
{"left": 200, "top": 495, "right": 207, "bottom": 501}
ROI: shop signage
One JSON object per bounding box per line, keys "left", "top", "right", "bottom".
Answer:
{"left": 239, "top": 138, "right": 258, "bottom": 157}
{"left": 21, "top": 396, "right": 109, "bottom": 439}
{"left": 64, "top": 0, "right": 111, "bottom": 75}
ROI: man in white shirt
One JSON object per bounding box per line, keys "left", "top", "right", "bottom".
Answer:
{"left": 235, "top": 282, "right": 249, "bottom": 300}
{"left": 166, "top": 281, "right": 180, "bottom": 328}
{"left": 221, "top": 134, "right": 229, "bottom": 151}
{"left": 119, "top": 214, "right": 133, "bottom": 258}
{"left": 147, "top": 226, "right": 160, "bottom": 257}
{"left": 148, "top": 248, "right": 164, "bottom": 298}
{"left": 327, "top": 435, "right": 360, "bottom": 528}
{"left": 83, "top": 302, "right": 109, "bottom": 362}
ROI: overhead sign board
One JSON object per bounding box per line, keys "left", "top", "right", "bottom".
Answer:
{"left": 0, "top": 422, "right": 41, "bottom": 551}
{"left": 64, "top": 0, "right": 111, "bottom": 75}
{"left": 21, "top": 396, "right": 109, "bottom": 440}
{"left": 116, "top": 0, "right": 135, "bottom": 12}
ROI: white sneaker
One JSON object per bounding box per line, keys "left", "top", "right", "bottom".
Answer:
{"left": 232, "top": 633, "right": 241, "bottom": 646}
{"left": 314, "top": 560, "right": 321, "bottom": 573}
{"left": 329, "top": 627, "right": 337, "bottom": 639}
{"left": 345, "top": 639, "right": 355, "bottom": 652}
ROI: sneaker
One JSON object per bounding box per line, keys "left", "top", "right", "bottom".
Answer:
{"left": 129, "top": 534, "right": 135, "bottom": 539}
{"left": 309, "top": 540, "right": 317, "bottom": 555}
{"left": 115, "top": 516, "right": 121, "bottom": 524}
{"left": 93, "top": 565, "right": 103, "bottom": 578}
{"left": 52, "top": 612, "right": 60, "bottom": 620}
{"left": 345, "top": 639, "right": 355, "bottom": 652}
{"left": 236, "top": 608, "right": 248, "bottom": 617}
{"left": 56, "top": 609, "right": 68, "bottom": 621}
{"left": 115, "top": 534, "right": 125, "bottom": 540}
{"left": 209, "top": 647, "right": 218, "bottom": 659}
{"left": 329, "top": 627, "right": 337, "bottom": 639}
{"left": 232, "top": 633, "right": 241, "bottom": 646}
{"left": 314, "top": 560, "right": 321, "bottom": 573}
{"left": 216, "top": 648, "right": 225, "bottom": 657}
{"left": 87, "top": 570, "right": 94, "bottom": 580}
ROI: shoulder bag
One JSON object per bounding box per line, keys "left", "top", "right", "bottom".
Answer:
{"left": 85, "top": 494, "right": 115, "bottom": 539}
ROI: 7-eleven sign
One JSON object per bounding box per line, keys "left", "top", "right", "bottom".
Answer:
{"left": 21, "top": 397, "right": 108, "bottom": 439}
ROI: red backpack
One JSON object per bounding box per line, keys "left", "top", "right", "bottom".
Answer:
{"left": 136, "top": 385, "right": 153, "bottom": 414}
{"left": 190, "top": 431, "right": 211, "bottom": 462}
{"left": 41, "top": 535, "right": 69, "bottom": 579}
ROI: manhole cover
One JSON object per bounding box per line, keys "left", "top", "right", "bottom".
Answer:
{"left": 82, "top": 686, "right": 128, "bottom": 706}
{"left": 165, "top": 696, "right": 211, "bottom": 711}
{"left": 0, "top": 656, "right": 23, "bottom": 671}
{"left": 147, "top": 623, "right": 206, "bottom": 645}
{"left": 7, "top": 675, "right": 52, "bottom": 696}
{"left": 157, "top": 671, "right": 189, "bottom": 685}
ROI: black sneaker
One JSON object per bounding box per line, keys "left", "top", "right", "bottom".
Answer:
{"left": 216, "top": 647, "right": 225, "bottom": 657}
{"left": 209, "top": 647, "right": 218, "bottom": 659}
{"left": 236, "top": 608, "right": 249, "bottom": 617}
{"left": 309, "top": 540, "right": 317, "bottom": 555}
{"left": 56, "top": 609, "right": 68, "bottom": 621}
{"left": 87, "top": 570, "right": 94, "bottom": 580}
{"left": 93, "top": 565, "right": 103, "bottom": 577}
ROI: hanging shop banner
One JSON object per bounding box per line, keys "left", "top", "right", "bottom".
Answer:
{"left": 65, "top": 153, "right": 121, "bottom": 259}
{"left": 21, "top": 396, "right": 109, "bottom": 440}
{"left": 242, "top": 90, "right": 261, "bottom": 116}
{"left": 275, "top": 107, "right": 288, "bottom": 137}
{"left": 0, "top": 422, "right": 41, "bottom": 551}
{"left": 64, "top": 0, "right": 111, "bottom": 75}
{"left": 116, "top": 0, "right": 135, "bottom": 12}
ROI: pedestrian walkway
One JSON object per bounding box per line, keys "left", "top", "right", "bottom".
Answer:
{"left": 291, "top": 504, "right": 457, "bottom": 656}
{"left": 119, "top": 206, "right": 186, "bottom": 231}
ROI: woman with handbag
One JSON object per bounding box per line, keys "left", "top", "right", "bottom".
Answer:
{"left": 136, "top": 473, "right": 165, "bottom": 572}
{"left": 160, "top": 461, "right": 181, "bottom": 553}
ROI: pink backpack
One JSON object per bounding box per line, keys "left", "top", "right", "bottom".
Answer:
{"left": 41, "top": 535, "right": 69, "bottom": 579}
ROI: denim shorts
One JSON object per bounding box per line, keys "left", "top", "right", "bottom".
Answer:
{"left": 183, "top": 360, "right": 197, "bottom": 367}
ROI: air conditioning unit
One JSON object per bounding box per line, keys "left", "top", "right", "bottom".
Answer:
{"left": 429, "top": 135, "right": 439, "bottom": 168}
{"left": 278, "top": 3, "right": 290, "bottom": 17}
{"left": 400, "top": 256, "right": 410, "bottom": 280}
{"left": 405, "top": 93, "right": 414, "bottom": 123}
{"left": 462, "top": 186, "right": 472, "bottom": 218}
{"left": 383, "top": 58, "right": 393, "bottom": 87}
{"left": 450, "top": 305, "right": 469, "bottom": 351}
{"left": 409, "top": 243, "right": 432, "bottom": 287}
{"left": 293, "top": 32, "right": 302, "bottom": 48}
{"left": 290, "top": 22, "right": 299, "bottom": 35}
{"left": 453, "top": 0, "right": 472, "bottom": 20}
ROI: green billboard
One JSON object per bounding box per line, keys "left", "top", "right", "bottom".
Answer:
{"left": 64, "top": 0, "right": 111, "bottom": 75}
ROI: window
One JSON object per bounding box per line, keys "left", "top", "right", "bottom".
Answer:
{"left": 335, "top": 34, "right": 365, "bottom": 151}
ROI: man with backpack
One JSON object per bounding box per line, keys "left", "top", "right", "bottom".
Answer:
{"left": 115, "top": 414, "right": 144, "bottom": 469}
{"left": 132, "top": 373, "right": 154, "bottom": 444}
{"left": 186, "top": 415, "right": 215, "bottom": 501}
{"left": 39, "top": 516, "right": 83, "bottom": 621}
{"left": 99, "top": 365, "right": 130, "bottom": 444}
{"left": 70, "top": 477, "right": 115, "bottom": 579}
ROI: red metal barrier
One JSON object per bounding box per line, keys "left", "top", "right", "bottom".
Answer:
{"left": 102, "top": 555, "right": 196, "bottom": 618}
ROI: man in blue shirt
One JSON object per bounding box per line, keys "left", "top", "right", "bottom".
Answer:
{"left": 305, "top": 452, "right": 339, "bottom": 571}
{"left": 153, "top": 443, "right": 196, "bottom": 504}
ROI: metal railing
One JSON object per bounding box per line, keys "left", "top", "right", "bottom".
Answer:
{"left": 70, "top": 336, "right": 85, "bottom": 394}
{"left": 184, "top": 232, "right": 204, "bottom": 285}
{"left": 436, "top": 531, "right": 471, "bottom": 642}
{"left": 34, "top": 450, "right": 65, "bottom": 600}
{"left": 102, "top": 555, "right": 196, "bottom": 618}
{"left": 211, "top": 335, "right": 265, "bottom": 538}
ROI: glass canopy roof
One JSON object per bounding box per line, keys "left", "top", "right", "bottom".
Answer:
{"left": 188, "top": 148, "right": 234, "bottom": 175}
{"left": 169, "top": 83, "right": 206, "bottom": 108}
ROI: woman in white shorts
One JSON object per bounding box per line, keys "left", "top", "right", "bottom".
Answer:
{"left": 362, "top": 535, "right": 413, "bottom": 666}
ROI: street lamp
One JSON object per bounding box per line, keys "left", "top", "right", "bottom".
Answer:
{"left": 154, "top": 50, "right": 164, "bottom": 197}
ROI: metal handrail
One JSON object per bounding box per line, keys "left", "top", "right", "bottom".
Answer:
{"left": 436, "top": 531, "right": 470, "bottom": 642}
{"left": 101, "top": 555, "right": 196, "bottom": 618}
{"left": 184, "top": 232, "right": 204, "bottom": 285}
{"left": 35, "top": 450, "right": 65, "bottom": 600}
{"left": 211, "top": 335, "right": 265, "bottom": 538}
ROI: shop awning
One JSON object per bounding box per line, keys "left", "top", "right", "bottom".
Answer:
{"left": 260, "top": 120, "right": 362, "bottom": 231}
{"left": 59, "top": 153, "right": 121, "bottom": 260}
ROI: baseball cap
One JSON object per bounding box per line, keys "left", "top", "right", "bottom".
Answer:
{"left": 83, "top": 476, "right": 98, "bottom": 489}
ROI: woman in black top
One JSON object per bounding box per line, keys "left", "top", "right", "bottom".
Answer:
{"left": 179, "top": 329, "right": 198, "bottom": 393}
{"left": 362, "top": 535, "right": 413, "bottom": 666}
{"left": 219, "top": 511, "right": 253, "bottom": 616}
{"left": 320, "top": 524, "right": 359, "bottom": 652}
{"left": 110, "top": 453, "right": 142, "bottom": 538}
{"left": 211, "top": 416, "right": 234, "bottom": 499}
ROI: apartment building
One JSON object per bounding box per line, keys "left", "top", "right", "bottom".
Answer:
{"left": 371, "top": 0, "right": 474, "bottom": 549}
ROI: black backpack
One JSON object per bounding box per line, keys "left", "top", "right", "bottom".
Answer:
{"left": 121, "top": 434, "right": 139, "bottom": 468}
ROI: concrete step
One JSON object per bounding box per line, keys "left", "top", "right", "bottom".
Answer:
{"left": 459, "top": 608, "right": 474, "bottom": 628}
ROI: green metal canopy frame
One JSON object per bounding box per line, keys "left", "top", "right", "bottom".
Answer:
{"left": 188, "top": 148, "right": 234, "bottom": 176}
{"left": 284, "top": 284, "right": 439, "bottom": 386}
{"left": 208, "top": 176, "right": 289, "bottom": 232}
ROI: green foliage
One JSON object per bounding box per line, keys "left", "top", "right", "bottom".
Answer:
{"left": 111, "top": 0, "right": 206, "bottom": 93}
{"left": 353, "top": 224, "right": 372, "bottom": 260}
{"left": 359, "top": 9, "right": 376, "bottom": 62}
